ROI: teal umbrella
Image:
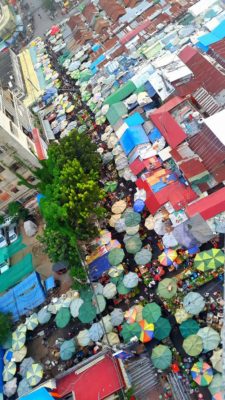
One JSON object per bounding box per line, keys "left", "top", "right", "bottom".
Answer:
{"left": 183, "top": 292, "right": 205, "bottom": 315}
{"left": 80, "top": 287, "right": 94, "bottom": 301}
{"left": 125, "top": 211, "right": 141, "bottom": 227}
{"left": 55, "top": 307, "right": 71, "bottom": 328}
{"left": 78, "top": 301, "right": 97, "bottom": 324}
{"left": 121, "top": 322, "right": 141, "bottom": 343}
{"left": 142, "top": 303, "right": 161, "bottom": 323}
{"left": 197, "top": 327, "right": 220, "bottom": 352}
{"left": 108, "top": 248, "right": 125, "bottom": 265}
{"left": 37, "top": 308, "right": 51, "bottom": 324}
{"left": 134, "top": 249, "right": 152, "bottom": 265}
{"left": 117, "top": 281, "right": 131, "bottom": 295}
{"left": 60, "top": 339, "right": 76, "bottom": 361}
{"left": 104, "top": 181, "right": 118, "bottom": 193}
{"left": 209, "top": 373, "right": 224, "bottom": 396}
{"left": 125, "top": 236, "right": 142, "bottom": 254}
{"left": 154, "top": 317, "right": 172, "bottom": 341}
{"left": 93, "top": 294, "right": 106, "bottom": 314}
{"left": 179, "top": 319, "right": 200, "bottom": 338}
{"left": 151, "top": 345, "right": 172, "bottom": 370}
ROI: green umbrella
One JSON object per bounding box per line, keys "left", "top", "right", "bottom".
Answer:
{"left": 183, "top": 334, "right": 203, "bottom": 356}
{"left": 80, "top": 287, "right": 94, "bottom": 301}
{"left": 55, "top": 307, "right": 71, "bottom": 328}
{"left": 179, "top": 319, "right": 200, "bottom": 338}
{"left": 117, "top": 281, "right": 131, "bottom": 295}
{"left": 104, "top": 181, "right": 118, "bottom": 193}
{"left": 78, "top": 301, "right": 97, "bottom": 324}
{"left": 93, "top": 294, "right": 106, "bottom": 314}
{"left": 134, "top": 249, "right": 152, "bottom": 265}
{"left": 125, "top": 236, "right": 142, "bottom": 254}
{"left": 157, "top": 278, "right": 177, "bottom": 299}
{"left": 121, "top": 322, "right": 142, "bottom": 343}
{"left": 154, "top": 317, "right": 172, "bottom": 341}
{"left": 151, "top": 345, "right": 172, "bottom": 370}
{"left": 125, "top": 211, "right": 141, "bottom": 227}
{"left": 79, "top": 69, "right": 93, "bottom": 82}
{"left": 183, "top": 292, "right": 205, "bottom": 315}
{"left": 60, "top": 339, "right": 76, "bottom": 361}
{"left": 108, "top": 248, "right": 125, "bottom": 265}
{"left": 209, "top": 373, "right": 224, "bottom": 396}
{"left": 197, "top": 327, "right": 220, "bottom": 352}
{"left": 194, "top": 249, "right": 225, "bottom": 272}
{"left": 142, "top": 303, "right": 161, "bottom": 323}
{"left": 26, "top": 363, "right": 43, "bottom": 386}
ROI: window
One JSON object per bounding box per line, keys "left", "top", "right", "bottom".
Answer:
{"left": 0, "top": 166, "right": 5, "bottom": 173}
{"left": 11, "top": 187, "right": 19, "bottom": 193}
{"left": 27, "top": 175, "right": 36, "bottom": 183}
{"left": 5, "top": 110, "right": 14, "bottom": 122}
{"left": 10, "top": 162, "right": 21, "bottom": 172}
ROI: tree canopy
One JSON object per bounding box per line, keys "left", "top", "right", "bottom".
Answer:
{"left": 0, "top": 313, "right": 12, "bottom": 345}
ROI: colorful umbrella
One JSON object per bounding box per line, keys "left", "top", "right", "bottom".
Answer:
{"left": 183, "top": 334, "right": 203, "bottom": 356}
{"left": 3, "top": 362, "right": 16, "bottom": 381}
{"left": 99, "top": 229, "right": 112, "bottom": 245}
{"left": 157, "top": 278, "right": 177, "bottom": 299}
{"left": 78, "top": 302, "right": 96, "bottom": 323}
{"left": 89, "top": 323, "right": 104, "bottom": 342}
{"left": 112, "top": 200, "right": 127, "bottom": 214}
{"left": 103, "top": 283, "right": 117, "bottom": 299}
{"left": 26, "top": 314, "right": 39, "bottom": 331}
{"left": 77, "top": 330, "right": 90, "bottom": 346}
{"left": 134, "top": 249, "right": 152, "bottom": 265}
{"left": 124, "top": 308, "right": 137, "bottom": 324}
{"left": 110, "top": 308, "right": 124, "bottom": 326}
{"left": 108, "top": 248, "right": 125, "bottom": 265}
{"left": 55, "top": 307, "right": 71, "bottom": 328}
{"left": 191, "top": 361, "right": 213, "bottom": 386}
{"left": 183, "top": 292, "right": 205, "bottom": 315}
{"left": 194, "top": 249, "right": 225, "bottom": 271}
{"left": 93, "top": 294, "right": 106, "bottom": 314}
{"left": 175, "top": 308, "right": 192, "bottom": 324}
{"left": 125, "top": 236, "right": 142, "bottom": 254}
{"left": 197, "top": 327, "right": 220, "bottom": 352}
{"left": 26, "top": 363, "right": 43, "bottom": 386}
{"left": 121, "top": 322, "right": 142, "bottom": 343}
{"left": 209, "top": 374, "right": 224, "bottom": 396}
{"left": 179, "top": 319, "right": 200, "bottom": 338}
{"left": 123, "top": 272, "right": 139, "bottom": 288}
{"left": 210, "top": 349, "right": 223, "bottom": 373}
{"left": 70, "top": 298, "right": 84, "bottom": 318}
{"left": 4, "top": 349, "right": 13, "bottom": 364}
{"left": 154, "top": 317, "right": 171, "bottom": 341}
{"left": 60, "top": 339, "right": 76, "bottom": 361}
{"left": 142, "top": 303, "right": 161, "bottom": 324}
{"left": 139, "top": 320, "right": 154, "bottom": 343}
{"left": 158, "top": 249, "right": 177, "bottom": 266}
{"left": 12, "top": 331, "right": 26, "bottom": 351}
{"left": 125, "top": 211, "right": 141, "bottom": 227}
{"left": 151, "top": 345, "right": 172, "bottom": 370}
{"left": 37, "top": 307, "right": 51, "bottom": 324}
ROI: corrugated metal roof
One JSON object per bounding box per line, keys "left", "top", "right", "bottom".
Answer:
{"left": 186, "top": 187, "right": 225, "bottom": 220}
{"left": 192, "top": 87, "right": 222, "bottom": 116}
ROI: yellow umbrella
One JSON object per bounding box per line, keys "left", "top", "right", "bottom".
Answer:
{"left": 109, "top": 214, "right": 121, "bottom": 228}
{"left": 66, "top": 105, "right": 75, "bottom": 113}
{"left": 112, "top": 200, "right": 126, "bottom": 214}
{"left": 175, "top": 308, "right": 192, "bottom": 324}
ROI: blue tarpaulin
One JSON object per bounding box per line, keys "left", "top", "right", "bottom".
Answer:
{"left": 144, "top": 81, "right": 156, "bottom": 97}
{"left": 21, "top": 388, "right": 53, "bottom": 400}
{"left": 90, "top": 54, "right": 106, "bottom": 70}
{"left": 45, "top": 276, "right": 55, "bottom": 291}
{"left": 120, "top": 125, "right": 149, "bottom": 155}
{"left": 88, "top": 253, "right": 111, "bottom": 281}
{"left": 148, "top": 127, "right": 162, "bottom": 143}
{"left": 92, "top": 44, "right": 101, "bottom": 52}
{"left": 197, "top": 20, "right": 225, "bottom": 51}
{"left": 124, "top": 112, "right": 144, "bottom": 127}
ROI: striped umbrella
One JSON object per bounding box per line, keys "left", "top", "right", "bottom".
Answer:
{"left": 124, "top": 308, "right": 137, "bottom": 324}
{"left": 158, "top": 249, "right": 177, "bottom": 266}
{"left": 3, "top": 362, "right": 16, "bottom": 381}
{"left": 194, "top": 249, "right": 225, "bottom": 271}
{"left": 26, "top": 314, "right": 39, "bottom": 331}
{"left": 26, "top": 363, "right": 43, "bottom": 386}
{"left": 139, "top": 320, "right": 154, "bottom": 343}
{"left": 12, "top": 331, "right": 26, "bottom": 351}
{"left": 191, "top": 361, "right": 213, "bottom": 386}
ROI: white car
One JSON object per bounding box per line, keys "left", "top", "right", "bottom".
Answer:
{"left": 0, "top": 231, "right": 7, "bottom": 248}
{"left": 8, "top": 224, "right": 18, "bottom": 244}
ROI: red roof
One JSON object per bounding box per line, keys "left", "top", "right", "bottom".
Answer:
{"left": 150, "top": 97, "right": 187, "bottom": 148}
{"left": 32, "top": 128, "right": 46, "bottom": 160}
{"left": 56, "top": 354, "right": 125, "bottom": 400}
{"left": 120, "top": 19, "right": 153, "bottom": 45}
{"left": 179, "top": 159, "right": 208, "bottom": 180}
{"left": 186, "top": 187, "right": 225, "bottom": 220}
{"left": 129, "top": 158, "right": 146, "bottom": 176}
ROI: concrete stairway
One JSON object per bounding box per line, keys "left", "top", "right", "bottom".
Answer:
{"left": 167, "top": 372, "right": 192, "bottom": 400}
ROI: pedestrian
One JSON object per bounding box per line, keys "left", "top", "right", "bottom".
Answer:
{"left": 38, "top": 13, "right": 42, "bottom": 18}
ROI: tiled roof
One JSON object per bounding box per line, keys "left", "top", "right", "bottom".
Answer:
{"left": 82, "top": 3, "right": 98, "bottom": 24}
{"left": 99, "top": 0, "right": 126, "bottom": 21}
{"left": 67, "top": 15, "right": 83, "bottom": 31}
{"left": 104, "top": 37, "right": 118, "bottom": 50}
{"left": 123, "top": 0, "right": 139, "bottom": 7}
{"left": 94, "top": 18, "right": 109, "bottom": 34}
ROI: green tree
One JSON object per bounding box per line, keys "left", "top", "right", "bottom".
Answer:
{"left": 0, "top": 313, "right": 12, "bottom": 345}
{"left": 8, "top": 201, "right": 29, "bottom": 221}
{"left": 0, "top": 215, "right": 4, "bottom": 225}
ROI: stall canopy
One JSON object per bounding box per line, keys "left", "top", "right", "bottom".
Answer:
{"left": 88, "top": 253, "right": 111, "bottom": 281}
{"left": 106, "top": 102, "right": 127, "bottom": 126}
{"left": 20, "top": 387, "right": 54, "bottom": 400}
{"left": 0, "top": 253, "right": 34, "bottom": 294}
{"left": 120, "top": 126, "right": 149, "bottom": 155}
{"left": 104, "top": 81, "right": 136, "bottom": 105}
{"left": 124, "top": 112, "right": 145, "bottom": 127}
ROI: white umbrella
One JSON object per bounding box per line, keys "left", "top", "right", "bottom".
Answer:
{"left": 112, "top": 145, "right": 123, "bottom": 156}
{"left": 89, "top": 323, "right": 104, "bottom": 342}
{"left": 37, "top": 307, "right": 51, "bottom": 324}
{"left": 103, "top": 283, "right": 117, "bottom": 299}
{"left": 123, "top": 272, "right": 139, "bottom": 289}
{"left": 145, "top": 215, "right": 154, "bottom": 230}
{"left": 154, "top": 218, "right": 166, "bottom": 236}
{"left": 19, "top": 357, "right": 34, "bottom": 378}
{"left": 93, "top": 282, "right": 103, "bottom": 295}
{"left": 70, "top": 298, "right": 84, "bottom": 318}
{"left": 13, "top": 346, "right": 27, "bottom": 362}
{"left": 102, "top": 332, "right": 120, "bottom": 346}
{"left": 109, "top": 213, "right": 121, "bottom": 228}
{"left": 77, "top": 330, "right": 90, "bottom": 346}
{"left": 110, "top": 309, "right": 124, "bottom": 326}
{"left": 115, "top": 218, "right": 126, "bottom": 233}
{"left": 17, "top": 379, "right": 31, "bottom": 397}
{"left": 134, "top": 189, "right": 146, "bottom": 202}
{"left": 4, "top": 377, "right": 17, "bottom": 397}
{"left": 210, "top": 349, "right": 223, "bottom": 373}
{"left": 126, "top": 225, "right": 140, "bottom": 236}
{"left": 100, "top": 315, "right": 113, "bottom": 333}
{"left": 162, "top": 232, "right": 178, "bottom": 248}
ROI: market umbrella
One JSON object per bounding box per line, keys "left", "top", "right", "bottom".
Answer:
{"left": 123, "top": 272, "right": 139, "bottom": 288}
{"left": 194, "top": 249, "right": 225, "bottom": 272}
{"left": 125, "top": 225, "right": 140, "bottom": 236}
{"left": 157, "top": 278, "right": 177, "bottom": 299}
{"left": 133, "top": 199, "right": 145, "bottom": 213}
{"left": 125, "top": 211, "right": 141, "bottom": 227}
{"left": 124, "top": 308, "right": 137, "bottom": 324}
{"left": 210, "top": 349, "right": 223, "bottom": 373}
{"left": 26, "top": 363, "right": 43, "bottom": 386}
{"left": 112, "top": 200, "right": 127, "bottom": 214}
{"left": 89, "top": 323, "right": 104, "bottom": 342}
{"left": 37, "top": 307, "right": 51, "bottom": 324}
{"left": 151, "top": 345, "right": 172, "bottom": 370}
{"left": 154, "top": 317, "right": 171, "bottom": 341}
{"left": 101, "top": 315, "right": 113, "bottom": 333}
{"left": 197, "top": 327, "right": 220, "bottom": 352}
{"left": 13, "top": 346, "right": 27, "bottom": 362}
{"left": 17, "top": 379, "right": 31, "bottom": 397}
{"left": 3, "top": 362, "right": 16, "bottom": 381}
{"left": 93, "top": 294, "right": 106, "bottom": 313}
{"left": 183, "top": 292, "right": 205, "bottom": 315}
{"left": 135, "top": 304, "right": 143, "bottom": 322}
{"left": 142, "top": 303, "right": 161, "bottom": 324}
{"left": 103, "top": 283, "right": 117, "bottom": 299}
{"left": 17, "top": 324, "right": 27, "bottom": 333}
{"left": 175, "top": 308, "right": 192, "bottom": 324}
{"left": 93, "top": 282, "right": 103, "bottom": 295}
{"left": 19, "top": 357, "right": 34, "bottom": 378}
{"left": 121, "top": 322, "right": 142, "bottom": 343}
{"left": 70, "top": 298, "right": 84, "bottom": 318}
{"left": 78, "top": 302, "right": 96, "bottom": 323}
{"left": 26, "top": 313, "right": 39, "bottom": 331}
{"left": 125, "top": 236, "right": 142, "bottom": 254}
{"left": 158, "top": 249, "right": 177, "bottom": 266}
{"left": 77, "top": 330, "right": 90, "bottom": 346}
{"left": 102, "top": 332, "right": 120, "bottom": 346}
{"left": 60, "top": 339, "right": 76, "bottom": 361}
{"left": 209, "top": 374, "right": 224, "bottom": 396}
{"left": 99, "top": 229, "right": 112, "bottom": 245}
{"left": 108, "top": 248, "right": 125, "bottom": 265}
{"left": 12, "top": 330, "right": 26, "bottom": 351}
{"left": 139, "top": 320, "right": 154, "bottom": 343}
{"left": 145, "top": 215, "right": 154, "bottom": 230}
{"left": 117, "top": 281, "right": 131, "bottom": 295}
{"left": 108, "top": 264, "right": 124, "bottom": 277}
{"left": 110, "top": 308, "right": 124, "bottom": 326}
{"left": 179, "top": 319, "right": 200, "bottom": 338}
{"left": 134, "top": 249, "right": 152, "bottom": 265}
{"left": 4, "top": 377, "right": 17, "bottom": 397}
{"left": 191, "top": 361, "right": 213, "bottom": 386}
{"left": 50, "top": 25, "right": 60, "bottom": 35}
{"left": 104, "top": 181, "right": 118, "bottom": 193}
{"left": 183, "top": 334, "right": 203, "bottom": 356}
{"left": 55, "top": 307, "right": 71, "bottom": 328}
